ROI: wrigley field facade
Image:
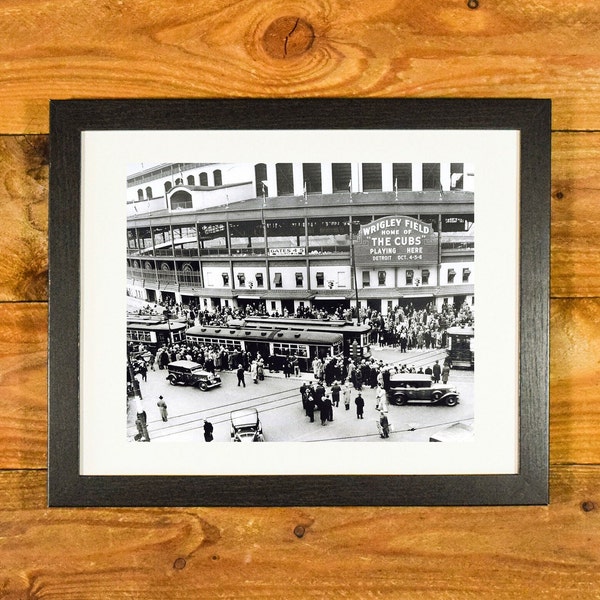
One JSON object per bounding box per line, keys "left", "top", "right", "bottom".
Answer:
{"left": 126, "top": 161, "right": 475, "bottom": 316}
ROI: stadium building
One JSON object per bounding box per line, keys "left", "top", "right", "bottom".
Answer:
{"left": 126, "top": 161, "right": 474, "bottom": 316}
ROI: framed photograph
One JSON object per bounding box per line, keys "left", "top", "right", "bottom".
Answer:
{"left": 48, "top": 98, "right": 550, "bottom": 506}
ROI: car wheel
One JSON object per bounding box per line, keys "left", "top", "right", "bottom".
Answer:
{"left": 445, "top": 396, "right": 458, "bottom": 407}
{"left": 431, "top": 391, "right": 442, "bottom": 401}
{"left": 168, "top": 377, "right": 176, "bottom": 386}
{"left": 396, "top": 394, "right": 407, "bottom": 406}
{"left": 199, "top": 382, "right": 208, "bottom": 391}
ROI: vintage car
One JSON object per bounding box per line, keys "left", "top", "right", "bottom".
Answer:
{"left": 386, "top": 373, "right": 459, "bottom": 407}
{"left": 230, "top": 407, "right": 264, "bottom": 442}
{"left": 166, "top": 360, "right": 222, "bottom": 391}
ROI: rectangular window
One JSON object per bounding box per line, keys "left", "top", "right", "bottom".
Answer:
{"left": 393, "top": 163, "right": 412, "bottom": 190}
{"left": 332, "top": 163, "right": 352, "bottom": 193}
{"left": 255, "top": 273, "right": 264, "bottom": 287}
{"left": 295, "top": 272, "right": 303, "bottom": 287}
{"left": 237, "top": 273, "right": 246, "bottom": 287}
{"left": 463, "top": 267, "right": 471, "bottom": 283}
{"left": 276, "top": 163, "right": 294, "bottom": 196}
{"left": 451, "top": 163, "right": 464, "bottom": 190}
{"left": 221, "top": 272, "right": 229, "bottom": 286}
{"left": 302, "top": 163, "right": 322, "bottom": 194}
{"left": 422, "top": 269, "right": 430, "bottom": 285}
{"left": 362, "top": 163, "right": 382, "bottom": 191}
{"left": 337, "top": 271, "right": 345, "bottom": 287}
{"left": 406, "top": 269, "right": 414, "bottom": 285}
{"left": 422, "top": 163, "right": 441, "bottom": 190}
{"left": 274, "top": 272, "right": 282, "bottom": 288}
{"left": 378, "top": 271, "right": 386, "bottom": 286}
{"left": 448, "top": 268, "right": 456, "bottom": 284}
{"left": 271, "top": 301, "right": 276, "bottom": 310}
{"left": 362, "top": 271, "right": 371, "bottom": 287}
{"left": 316, "top": 271, "right": 324, "bottom": 287}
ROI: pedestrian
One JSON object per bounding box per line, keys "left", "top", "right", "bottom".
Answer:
{"left": 156, "top": 395, "right": 168, "bottom": 422}
{"left": 250, "top": 360, "right": 258, "bottom": 384}
{"left": 343, "top": 383, "right": 351, "bottom": 411}
{"left": 203, "top": 419, "right": 214, "bottom": 442}
{"left": 441, "top": 362, "right": 450, "bottom": 384}
{"left": 306, "top": 393, "right": 315, "bottom": 423}
{"left": 331, "top": 380, "right": 341, "bottom": 407}
{"left": 432, "top": 360, "right": 441, "bottom": 384}
{"left": 375, "top": 385, "right": 387, "bottom": 414}
{"left": 379, "top": 413, "right": 390, "bottom": 438}
{"left": 237, "top": 364, "right": 246, "bottom": 387}
{"left": 355, "top": 393, "right": 365, "bottom": 419}
{"left": 321, "top": 395, "right": 333, "bottom": 424}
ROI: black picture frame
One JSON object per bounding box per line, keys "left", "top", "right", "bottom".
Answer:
{"left": 48, "top": 98, "right": 550, "bottom": 507}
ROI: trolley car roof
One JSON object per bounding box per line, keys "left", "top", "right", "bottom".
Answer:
{"left": 186, "top": 325, "right": 343, "bottom": 345}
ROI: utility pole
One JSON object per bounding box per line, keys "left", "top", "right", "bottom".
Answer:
{"left": 349, "top": 218, "right": 360, "bottom": 322}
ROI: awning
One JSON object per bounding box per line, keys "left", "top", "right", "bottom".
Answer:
{"left": 313, "top": 295, "right": 348, "bottom": 301}
{"left": 236, "top": 295, "right": 263, "bottom": 300}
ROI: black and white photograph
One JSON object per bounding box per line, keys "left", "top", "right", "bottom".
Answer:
{"left": 125, "top": 160, "right": 475, "bottom": 446}
{"left": 49, "top": 98, "right": 549, "bottom": 506}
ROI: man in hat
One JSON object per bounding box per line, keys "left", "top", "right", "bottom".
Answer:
{"left": 157, "top": 396, "right": 168, "bottom": 422}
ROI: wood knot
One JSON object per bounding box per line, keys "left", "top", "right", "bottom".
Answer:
{"left": 173, "top": 557, "right": 187, "bottom": 570}
{"left": 262, "top": 17, "right": 314, "bottom": 59}
{"left": 581, "top": 501, "right": 596, "bottom": 512}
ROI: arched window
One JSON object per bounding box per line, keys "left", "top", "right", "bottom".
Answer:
{"left": 145, "top": 186, "right": 153, "bottom": 199}
{"left": 255, "top": 163, "right": 267, "bottom": 197}
{"left": 199, "top": 172, "right": 208, "bottom": 186}
{"left": 213, "top": 170, "right": 222, "bottom": 186}
{"left": 170, "top": 190, "right": 193, "bottom": 210}
{"left": 187, "top": 175, "right": 195, "bottom": 185}
{"left": 165, "top": 181, "right": 172, "bottom": 193}
{"left": 175, "top": 178, "right": 183, "bottom": 186}
{"left": 137, "top": 189, "right": 143, "bottom": 200}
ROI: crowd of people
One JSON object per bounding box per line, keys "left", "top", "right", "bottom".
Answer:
{"left": 130, "top": 296, "right": 474, "bottom": 350}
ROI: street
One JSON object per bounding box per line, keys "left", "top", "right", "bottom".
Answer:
{"left": 127, "top": 345, "right": 474, "bottom": 444}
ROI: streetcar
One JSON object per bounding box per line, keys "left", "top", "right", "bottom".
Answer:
{"left": 234, "top": 316, "right": 372, "bottom": 360}
{"left": 445, "top": 326, "right": 475, "bottom": 369}
{"left": 185, "top": 324, "right": 343, "bottom": 372}
{"left": 127, "top": 317, "right": 187, "bottom": 352}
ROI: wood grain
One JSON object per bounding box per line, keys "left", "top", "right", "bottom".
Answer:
{"left": 0, "top": 467, "right": 598, "bottom": 598}
{"left": 1, "top": 0, "right": 600, "bottom": 597}
{"left": 1, "top": 1, "right": 600, "bottom": 133}
{"left": 0, "top": 136, "right": 48, "bottom": 301}
{"left": 552, "top": 133, "right": 600, "bottom": 297}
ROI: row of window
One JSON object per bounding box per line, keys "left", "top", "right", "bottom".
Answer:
{"left": 133, "top": 162, "right": 466, "bottom": 202}
{"left": 136, "top": 169, "right": 224, "bottom": 201}
{"left": 127, "top": 214, "right": 474, "bottom": 253}
{"left": 256, "top": 162, "right": 464, "bottom": 197}
{"left": 128, "top": 266, "right": 471, "bottom": 287}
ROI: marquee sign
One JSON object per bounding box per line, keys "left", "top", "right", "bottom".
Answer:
{"left": 354, "top": 216, "right": 438, "bottom": 265}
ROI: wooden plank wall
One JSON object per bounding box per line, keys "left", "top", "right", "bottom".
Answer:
{"left": 1, "top": 1, "right": 599, "bottom": 597}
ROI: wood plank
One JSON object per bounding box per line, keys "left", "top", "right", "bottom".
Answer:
{"left": 0, "top": 136, "right": 48, "bottom": 301}
{"left": 0, "top": 466, "right": 598, "bottom": 598}
{"left": 550, "top": 299, "right": 600, "bottom": 465}
{"left": 1, "top": 1, "right": 600, "bottom": 132}
{"left": 0, "top": 302, "right": 47, "bottom": 469}
{"left": 552, "top": 133, "right": 600, "bottom": 297}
